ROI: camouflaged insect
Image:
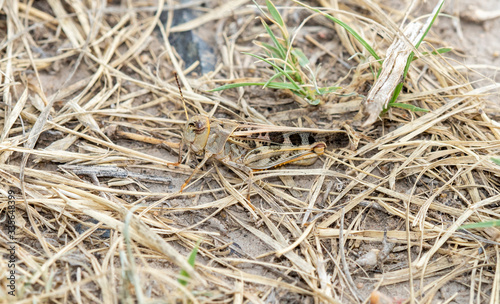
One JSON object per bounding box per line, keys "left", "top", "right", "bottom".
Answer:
{"left": 177, "top": 115, "right": 349, "bottom": 191}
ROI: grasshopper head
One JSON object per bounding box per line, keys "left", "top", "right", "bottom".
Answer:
{"left": 182, "top": 115, "right": 210, "bottom": 154}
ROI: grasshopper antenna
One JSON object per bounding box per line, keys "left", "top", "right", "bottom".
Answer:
{"left": 174, "top": 72, "right": 189, "bottom": 121}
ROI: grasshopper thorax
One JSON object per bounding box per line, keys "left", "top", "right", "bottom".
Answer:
{"left": 183, "top": 115, "right": 210, "bottom": 154}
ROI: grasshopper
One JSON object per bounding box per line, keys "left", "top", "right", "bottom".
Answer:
{"left": 177, "top": 115, "right": 350, "bottom": 191}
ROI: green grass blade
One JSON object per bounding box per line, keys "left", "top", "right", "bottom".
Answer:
{"left": 256, "top": 41, "right": 282, "bottom": 58}
{"left": 292, "top": 0, "right": 379, "bottom": 60}
{"left": 209, "top": 83, "right": 253, "bottom": 91}
{"left": 389, "top": 102, "right": 430, "bottom": 112}
{"left": 412, "top": 47, "right": 453, "bottom": 61}
{"left": 209, "top": 81, "right": 303, "bottom": 91}
{"left": 387, "top": 82, "right": 404, "bottom": 108}
{"left": 291, "top": 48, "right": 309, "bottom": 66}
{"left": 317, "top": 86, "right": 341, "bottom": 94}
{"left": 399, "top": 2, "right": 444, "bottom": 82}
{"left": 265, "top": 0, "right": 284, "bottom": 27}
{"left": 264, "top": 82, "right": 302, "bottom": 89}
{"left": 321, "top": 15, "right": 379, "bottom": 60}
{"left": 307, "top": 98, "right": 320, "bottom": 106}
{"left": 430, "top": 47, "right": 452, "bottom": 55}
{"left": 390, "top": 0, "right": 445, "bottom": 108}
{"left": 402, "top": 53, "right": 414, "bottom": 79}
{"left": 492, "top": 157, "right": 500, "bottom": 165}
{"left": 261, "top": 19, "right": 286, "bottom": 59}
{"left": 461, "top": 220, "right": 500, "bottom": 229}
{"left": 415, "top": 0, "right": 445, "bottom": 49}
{"left": 252, "top": 0, "right": 267, "bottom": 18}
{"left": 245, "top": 52, "right": 304, "bottom": 92}
{"left": 178, "top": 240, "right": 200, "bottom": 286}
{"left": 263, "top": 72, "right": 284, "bottom": 88}
{"left": 403, "top": 0, "right": 444, "bottom": 78}
{"left": 389, "top": 46, "right": 443, "bottom": 110}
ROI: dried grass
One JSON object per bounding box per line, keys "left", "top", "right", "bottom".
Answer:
{"left": 0, "top": 0, "right": 499, "bottom": 303}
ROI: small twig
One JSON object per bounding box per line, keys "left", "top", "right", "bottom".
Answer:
{"left": 61, "top": 165, "right": 172, "bottom": 184}
{"left": 339, "top": 208, "right": 363, "bottom": 302}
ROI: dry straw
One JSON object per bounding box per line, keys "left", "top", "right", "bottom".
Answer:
{"left": 0, "top": 0, "right": 499, "bottom": 303}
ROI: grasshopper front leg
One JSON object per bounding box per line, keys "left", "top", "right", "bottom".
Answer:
{"left": 180, "top": 152, "right": 212, "bottom": 192}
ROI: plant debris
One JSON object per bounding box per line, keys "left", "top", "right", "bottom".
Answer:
{"left": 0, "top": 0, "right": 499, "bottom": 303}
